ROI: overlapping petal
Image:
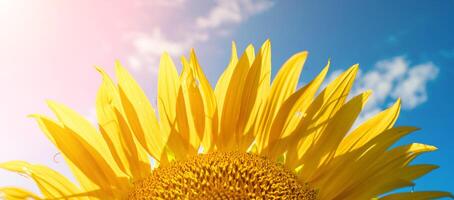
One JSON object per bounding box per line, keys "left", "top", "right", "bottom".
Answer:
{"left": 1, "top": 40, "right": 450, "bottom": 200}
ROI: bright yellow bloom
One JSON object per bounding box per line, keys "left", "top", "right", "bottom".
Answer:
{"left": 1, "top": 41, "right": 452, "bottom": 199}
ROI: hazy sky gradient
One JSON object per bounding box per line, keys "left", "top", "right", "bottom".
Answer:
{"left": 1, "top": 0, "right": 453, "bottom": 195}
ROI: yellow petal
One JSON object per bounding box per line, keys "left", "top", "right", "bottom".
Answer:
{"left": 298, "top": 91, "right": 371, "bottom": 181}
{"left": 266, "top": 51, "right": 307, "bottom": 119}
{"left": 217, "top": 44, "right": 256, "bottom": 151}
{"left": 285, "top": 64, "right": 358, "bottom": 169}
{"left": 178, "top": 57, "right": 205, "bottom": 151}
{"left": 189, "top": 50, "right": 218, "bottom": 152}
{"left": 46, "top": 101, "right": 128, "bottom": 184}
{"left": 314, "top": 127, "right": 418, "bottom": 199}
{"left": 157, "top": 52, "right": 179, "bottom": 136}
{"left": 155, "top": 53, "right": 190, "bottom": 161}
{"left": 113, "top": 108, "right": 152, "bottom": 178}
{"left": 115, "top": 62, "right": 166, "bottom": 161}
{"left": 380, "top": 143, "right": 437, "bottom": 166}
{"left": 379, "top": 191, "right": 454, "bottom": 200}
{"left": 214, "top": 42, "right": 238, "bottom": 113}
{"left": 0, "top": 161, "right": 84, "bottom": 199}
{"left": 264, "top": 63, "right": 329, "bottom": 160}
{"left": 340, "top": 143, "right": 438, "bottom": 199}
{"left": 399, "top": 164, "right": 439, "bottom": 182}
{"left": 96, "top": 67, "right": 128, "bottom": 171}
{"left": 337, "top": 99, "right": 401, "bottom": 156}
{"left": 282, "top": 62, "right": 330, "bottom": 138}
{"left": 162, "top": 56, "right": 207, "bottom": 160}
{"left": 212, "top": 42, "right": 240, "bottom": 150}
{"left": 0, "top": 187, "right": 40, "bottom": 200}
{"left": 254, "top": 50, "right": 309, "bottom": 154}
{"left": 31, "top": 114, "right": 126, "bottom": 197}
{"left": 235, "top": 40, "right": 273, "bottom": 151}
{"left": 96, "top": 67, "right": 151, "bottom": 181}
{"left": 350, "top": 164, "right": 440, "bottom": 199}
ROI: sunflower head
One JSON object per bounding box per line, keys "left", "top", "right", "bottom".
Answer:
{"left": 0, "top": 40, "right": 452, "bottom": 200}
{"left": 129, "top": 151, "right": 317, "bottom": 199}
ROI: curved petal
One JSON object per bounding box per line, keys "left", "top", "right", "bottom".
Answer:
{"left": 285, "top": 65, "right": 358, "bottom": 169}
{"left": 379, "top": 191, "right": 453, "bottom": 200}
{"left": 235, "top": 40, "right": 272, "bottom": 151}
{"left": 299, "top": 91, "right": 371, "bottom": 180}
{"left": 337, "top": 99, "right": 401, "bottom": 155}
{"left": 177, "top": 57, "right": 205, "bottom": 153}
{"left": 0, "top": 161, "right": 85, "bottom": 199}
{"left": 217, "top": 44, "right": 255, "bottom": 151}
{"left": 340, "top": 143, "right": 438, "bottom": 199}
{"left": 264, "top": 63, "right": 329, "bottom": 158}
{"left": 31, "top": 114, "right": 127, "bottom": 197}
{"left": 0, "top": 187, "right": 40, "bottom": 200}
{"left": 190, "top": 49, "right": 218, "bottom": 152}
{"left": 96, "top": 67, "right": 151, "bottom": 180}
{"left": 157, "top": 52, "right": 180, "bottom": 136}
{"left": 214, "top": 42, "right": 238, "bottom": 114}
{"left": 115, "top": 62, "right": 166, "bottom": 161}
{"left": 313, "top": 126, "right": 418, "bottom": 199}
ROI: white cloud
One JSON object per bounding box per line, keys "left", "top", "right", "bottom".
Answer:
{"left": 391, "top": 62, "right": 438, "bottom": 109}
{"left": 354, "top": 56, "right": 408, "bottom": 112}
{"left": 325, "top": 56, "right": 439, "bottom": 126}
{"left": 127, "top": 0, "right": 275, "bottom": 72}
{"left": 196, "top": 0, "right": 274, "bottom": 29}
{"left": 196, "top": 1, "right": 242, "bottom": 29}
{"left": 133, "top": 29, "right": 188, "bottom": 56}
{"left": 127, "top": 29, "right": 208, "bottom": 71}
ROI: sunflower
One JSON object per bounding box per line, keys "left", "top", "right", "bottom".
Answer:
{"left": 1, "top": 40, "right": 452, "bottom": 200}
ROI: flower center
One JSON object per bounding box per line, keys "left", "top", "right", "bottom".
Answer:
{"left": 128, "top": 151, "right": 317, "bottom": 199}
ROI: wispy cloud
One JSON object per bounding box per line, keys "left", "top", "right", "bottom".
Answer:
{"left": 127, "top": 29, "right": 208, "bottom": 71}
{"left": 325, "top": 56, "right": 439, "bottom": 126}
{"left": 196, "top": 0, "right": 274, "bottom": 29}
{"left": 391, "top": 61, "right": 438, "bottom": 109}
{"left": 127, "top": 0, "right": 274, "bottom": 72}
